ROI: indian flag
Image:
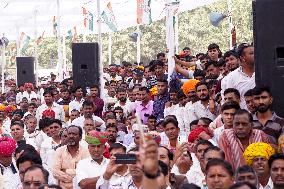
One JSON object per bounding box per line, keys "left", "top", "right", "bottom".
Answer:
{"left": 101, "top": 2, "right": 117, "bottom": 32}
{"left": 137, "top": 0, "right": 152, "bottom": 25}
{"left": 82, "top": 7, "right": 94, "bottom": 31}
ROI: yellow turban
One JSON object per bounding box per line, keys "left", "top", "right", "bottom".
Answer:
{"left": 278, "top": 135, "right": 284, "bottom": 153}
{"left": 243, "top": 142, "right": 275, "bottom": 166}
{"left": 0, "top": 104, "right": 6, "bottom": 112}
{"left": 181, "top": 79, "right": 199, "bottom": 96}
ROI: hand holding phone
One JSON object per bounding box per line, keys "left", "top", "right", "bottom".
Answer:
{"left": 114, "top": 154, "right": 137, "bottom": 164}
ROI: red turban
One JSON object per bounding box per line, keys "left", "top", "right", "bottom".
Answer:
{"left": 5, "top": 105, "right": 16, "bottom": 113}
{"left": 0, "top": 137, "right": 16, "bottom": 156}
{"left": 188, "top": 127, "right": 211, "bottom": 143}
{"left": 85, "top": 131, "right": 108, "bottom": 145}
{"left": 24, "top": 83, "right": 34, "bottom": 90}
{"left": 42, "top": 109, "right": 55, "bottom": 119}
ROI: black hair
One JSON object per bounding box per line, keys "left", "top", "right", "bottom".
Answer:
{"left": 162, "top": 117, "right": 179, "bottom": 129}
{"left": 268, "top": 153, "right": 284, "bottom": 168}
{"left": 176, "top": 90, "right": 186, "bottom": 99}
{"left": 151, "top": 60, "right": 164, "bottom": 69}
{"left": 195, "top": 140, "right": 213, "bottom": 151}
{"left": 43, "top": 90, "right": 53, "bottom": 97}
{"left": 138, "top": 86, "right": 149, "bottom": 93}
{"left": 109, "top": 142, "right": 126, "bottom": 153}
{"left": 24, "top": 165, "right": 49, "bottom": 184}
{"left": 180, "top": 183, "right": 201, "bottom": 189}
{"left": 16, "top": 152, "right": 42, "bottom": 168}
{"left": 82, "top": 100, "right": 94, "bottom": 108}
{"left": 204, "top": 60, "right": 219, "bottom": 70}
{"left": 71, "top": 86, "right": 83, "bottom": 93}
{"left": 237, "top": 43, "right": 252, "bottom": 57}
{"left": 50, "top": 119, "right": 63, "bottom": 128}
{"left": 221, "top": 101, "right": 240, "bottom": 112}
{"left": 204, "top": 146, "right": 225, "bottom": 160}
{"left": 68, "top": 125, "right": 83, "bottom": 137}
{"left": 228, "top": 182, "right": 257, "bottom": 189}
{"left": 224, "top": 88, "right": 241, "bottom": 99}
{"left": 60, "top": 88, "right": 71, "bottom": 94}
{"left": 114, "top": 106, "right": 124, "bottom": 112}
{"left": 244, "top": 89, "right": 255, "bottom": 97}
{"left": 193, "top": 69, "right": 206, "bottom": 79}
{"left": 39, "top": 118, "right": 52, "bottom": 130}
{"left": 224, "top": 50, "right": 239, "bottom": 59}
{"left": 106, "top": 124, "right": 118, "bottom": 132}
{"left": 252, "top": 86, "right": 272, "bottom": 96}
{"left": 234, "top": 109, "right": 253, "bottom": 123}
{"left": 235, "top": 165, "right": 256, "bottom": 176}
{"left": 206, "top": 158, "right": 234, "bottom": 176}
{"left": 116, "top": 87, "right": 126, "bottom": 93}
{"left": 148, "top": 115, "right": 157, "bottom": 121}
{"left": 157, "top": 52, "right": 166, "bottom": 59}
{"left": 158, "top": 146, "right": 174, "bottom": 161}
{"left": 190, "top": 119, "right": 199, "bottom": 127}
{"left": 169, "top": 87, "right": 178, "bottom": 94}
{"left": 158, "top": 160, "right": 169, "bottom": 176}
{"left": 38, "top": 184, "right": 63, "bottom": 189}
{"left": 15, "top": 144, "right": 38, "bottom": 159}
{"left": 10, "top": 120, "right": 24, "bottom": 128}
{"left": 199, "top": 117, "right": 213, "bottom": 126}
{"left": 195, "top": 81, "right": 208, "bottom": 91}
{"left": 157, "top": 79, "right": 168, "bottom": 83}
{"left": 208, "top": 43, "right": 220, "bottom": 51}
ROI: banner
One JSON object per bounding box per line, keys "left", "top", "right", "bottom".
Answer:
{"left": 20, "top": 34, "right": 31, "bottom": 55}
{"left": 36, "top": 31, "right": 45, "bottom": 46}
{"left": 82, "top": 7, "right": 94, "bottom": 31}
{"left": 67, "top": 26, "right": 78, "bottom": 43}
{"left": 101, "top": 2, "right": 118, "bottom": 32}
{"left": 137, "top": 0, "right": 152, "bottom": 25}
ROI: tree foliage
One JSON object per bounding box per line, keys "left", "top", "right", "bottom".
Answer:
{"left": 5, "top": 0, "right": 253, "bottom": 70}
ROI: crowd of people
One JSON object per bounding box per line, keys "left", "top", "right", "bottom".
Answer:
{"left": 0, "top": 42, "right": 283, "bottom": 189}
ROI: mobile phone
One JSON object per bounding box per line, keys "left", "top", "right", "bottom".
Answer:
{"left": 115, "top": 154, "right": 137, "bottom": 164}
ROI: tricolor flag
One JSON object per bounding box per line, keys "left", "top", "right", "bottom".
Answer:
{"left": 137, "top": 0, "right": 152, "bottom": 25}
{"left": 82, "top": 7, "right": 94, "bottom": 31}
{"left": 67, "top": 26, "right": 78, "bottom": 43}
{"left": 36, "top": 31, "right": 45, "bottom": 46}
{"left": 101, "top": 2, "right": 118, "bottom": 32}
{"left": 53, "top": 16, "right": 58, "bottom": 37}
{"left": 19, "top": 33, "right": 30, "bottom": 55}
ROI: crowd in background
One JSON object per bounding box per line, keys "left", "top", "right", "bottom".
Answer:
{"left": 0, "top": 42, "right": 283, "bottom": 189}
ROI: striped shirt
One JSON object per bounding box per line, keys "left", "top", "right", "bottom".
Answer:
{"left": 218, "top": 129, "right": 270, "bottom": 170}
{"left": 252, "top": 112, "right": 284, "bottom": 144}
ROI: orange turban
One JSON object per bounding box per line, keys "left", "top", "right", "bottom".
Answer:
{"left": 181, "top": 79, "right": 199, "bottom": 96}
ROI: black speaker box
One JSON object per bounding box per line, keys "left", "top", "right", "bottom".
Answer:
{"left": 72, "top": 43, "right": 100, "bottom": 92}
{"left": 16, "top": 57, "right": 35, "bottom": 86}
{"left": 253, "top": 0, "right": 284, "bottom": 117}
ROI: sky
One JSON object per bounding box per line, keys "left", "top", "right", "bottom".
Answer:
{"left": 0, "top": 0, "right": 219, "bottom": 40}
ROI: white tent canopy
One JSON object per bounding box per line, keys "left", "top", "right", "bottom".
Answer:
{"left": 0, "top": 0, "right": 218, "bottom": 40}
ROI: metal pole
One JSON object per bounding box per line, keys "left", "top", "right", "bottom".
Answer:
{"left": 136, "top": 25, "right": 141, "bottom": 65}
{"left": 1, "top": 45, "right": 5, "bottom": 93}
{"left": 166, "top": 0, "right": 175, "bottom": 81}
{"left": 175, "top": 13, "right": 179, "bottom": 54}
{"left": 62, "top": 34, "right": 67, "bottom": 79}
{"left": 57, "top": 0, "right": 63, "bottom": 81}
{"left": 108, "top": 32, "right": 112, "bottom": 65}
{"left": 97, "top": 0, "right": 104, "bottom": 99}
{"left": 34, "top": 9, "right": 39, "bottom": 86}
{"left": 227, "top": 0, "right": 233, "bottom": 49}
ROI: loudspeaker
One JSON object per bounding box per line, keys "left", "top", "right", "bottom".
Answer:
{"left": 16, "top": 57, "right": 35, "bottom": 86}
{"left": 72, "top": 43, "right": 100, "bottom": 92}
{"left": 253, "top": 0, "right": 284, "bottom": 117}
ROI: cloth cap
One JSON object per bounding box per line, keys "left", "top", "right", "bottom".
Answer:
{"left": 181, "top": 79, "right": 199, "bottom": 95}
{"left": 188, "top": 126, "right": 211, "bottom": 143}
{"left": 85, "top": 131, "right": 108, "bottom": 145}
{"left": 42, "top": 109, "right": 56, "bottom": 119}
{"left": 243, "top": 142, "right": 275, "bottom": 166}
{"left": 0, "top": 137, "right": 16, "bottom": 156}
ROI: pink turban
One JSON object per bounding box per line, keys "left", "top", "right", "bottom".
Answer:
{"left": 0, "top": 137, "right": 17, "bottom": 156}
{"left": 85, "top": 131, "right": 108, "bottom": 145}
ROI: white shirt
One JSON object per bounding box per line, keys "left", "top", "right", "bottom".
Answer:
{"left": 96, "top": 169, "right": 131, "bottom": 189}
{"left": 36, "top": 102, "right": 65, "bottom": 122}
{"left": 71, "top": 115, "right": 106, "bottom": 131}
{"left": 76, "top": 157, "right": 109, "bottom": 185}
{"left": 40, "top": 137, "right": 61, "bottom": 168}
{"left": 16, "top": 92, "right": 24, "bottom": 104}
{"left": 186, "top": 161, "right": 206, "bottom": 188}
{"left": 221, "top": 67, "right": 255, "bottom": 109}
{"left": 21, "top": 91, "right": 38, "bottom": 103}
{"left": 259, "top": 177, "right": 273, "bottom": 189}
{"left": 69, "top": 98, "right": 85, "bottom": 114}
{"left": 114, "top": 99, "right": 133, "bottom": 117}
{"left": 0, "top": 161, "right": 21, "bottom": 189}
{"left": 212, "top": 125, "right": 225, "bottom": 145}
{"left": 24, "top": 130, "right": 48, "bottom": 150}
{"left": 187, "top": 100, "right": 217, "bottom": 121}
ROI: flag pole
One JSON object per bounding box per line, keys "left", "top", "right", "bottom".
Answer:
{"left": 174, "top": 13, "right": 179, "bottom": 54}
{"left": 57, "top": 0, "right": 63, "bottom": 81}
{"left": 34, "top": 9, "right": 39, "bottom": 86}
{"left": 166, "top": 0, "right": 175, "bottom": 82}
{"left": 97, "top": 0, "right": 104, "bottom": 99}
{"left": 136, "top": 25, "right": 141, "bottom": 65}
{"left": 62, "top": 34, "right": 67, "bottom": 79}
{"left": 108, "top": 32, "right": 112, "bottom": 65}
{"left": 1, "top": 43, "right": 6, "bottom": 93}
{"left": 227, "top": 0, "right": 233, "bottom": 49}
